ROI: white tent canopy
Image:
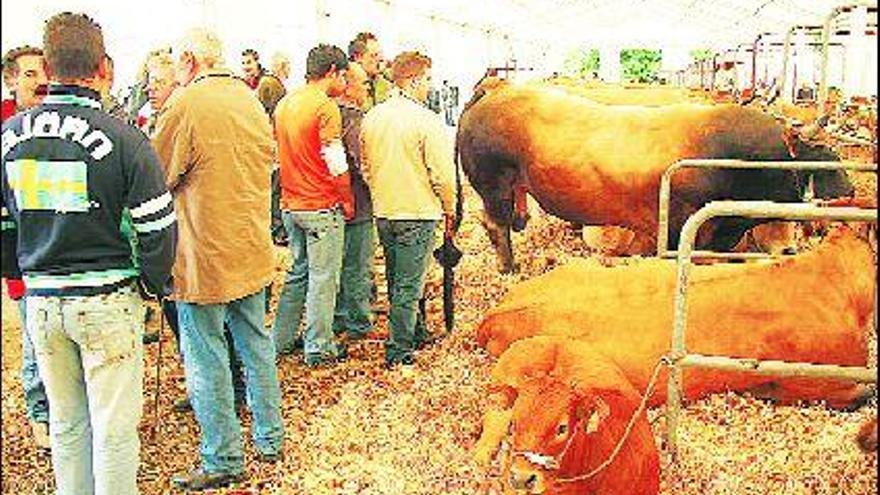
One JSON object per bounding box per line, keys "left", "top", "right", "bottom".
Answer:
{"left": 2, "top": 0, "right": 876, "bottom": 97}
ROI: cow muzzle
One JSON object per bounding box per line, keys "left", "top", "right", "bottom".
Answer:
{"left": 508, "top": 466, "right": 547, "bottom": 494}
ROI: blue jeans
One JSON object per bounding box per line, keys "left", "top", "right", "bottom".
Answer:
{"left": 18, "top": 298, "right": 49, "bottom": 423}
{"left": 27, "top": 285, "right": 145, "bottom": 495}
{"left": 376, "top": 219, "right": 438, "bottom": 364}
{"left": 272, "top": 208, "right": 345, "bottom": 361}
{"left": 177, "top": 290, "right": 284, "bottom": 474}
{"left": 333, "top": 219, "right": 375, "bottom": 338}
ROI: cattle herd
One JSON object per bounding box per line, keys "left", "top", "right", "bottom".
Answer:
{"left": 457, "top": 77, "right": 877, "bottom": 494}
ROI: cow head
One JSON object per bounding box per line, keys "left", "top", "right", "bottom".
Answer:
{"left": 504, "top": 380, "right": 613, "bottom": 494}
{"left": 782, "top": 121, "right": 855, "bottom": 200}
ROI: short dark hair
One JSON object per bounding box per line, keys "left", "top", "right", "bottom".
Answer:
{"left": 2, "top": 45, "right": 43, "bottom": 79}
{"left": 242, "top": 48, "right": 259, "bottom": 60}
{"left": 43, "top": 12, "right": 105, "bottom": 79}
{"left": 348, "top": 32, "right": 377, "bottom": 61}
{"left": 306, "top": 44, "right": 348, "bottom": 80}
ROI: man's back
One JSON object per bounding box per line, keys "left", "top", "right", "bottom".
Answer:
{"left": 2, "top": 84, "right": 174, "bottom": 295}
{"left": 153, "top": 69, "right": 275, "bottom": 304}
{"left": 274, "top": 84, "right": 344, "bottom": 211}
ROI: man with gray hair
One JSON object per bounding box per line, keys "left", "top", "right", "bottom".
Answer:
{"left": 153, "top": 27, "right": 284, "bottom": 491}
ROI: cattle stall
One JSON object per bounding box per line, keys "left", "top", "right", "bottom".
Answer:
{"left": 664, "top": 200, "right": 878, "bottom": 458}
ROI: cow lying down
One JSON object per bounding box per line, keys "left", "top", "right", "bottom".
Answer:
{"left": 474, "top": 228, "right": 874, "bottom": 493}
{"left": 477, "top": 226, "right": 875, "bottom": 409}
{"left": 474, "top": 336, "right": 660, "bottom": 495}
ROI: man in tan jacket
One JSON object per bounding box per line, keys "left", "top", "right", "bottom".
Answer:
{"left": 152, "top": 28, "right": 283, "bottom": 491}
{"left": 360, "top": 51, "right": 456, "bottom": 368}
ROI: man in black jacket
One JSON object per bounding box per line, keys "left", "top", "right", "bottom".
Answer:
{"left": 1, "top": 13, "right": 175, "bottom": 495}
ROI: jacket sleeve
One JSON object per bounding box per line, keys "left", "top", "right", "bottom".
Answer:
{"left": 151, "top": 91, "right": 194, "bottom": 192}
{"left": 422, "top": 116, "right": 457, "bottom": 215}
{"left": 1, "top": 197, "right": 21, "bottom": 280}
{"left": 125, "top": 137, "right": 177, "bottom": 297}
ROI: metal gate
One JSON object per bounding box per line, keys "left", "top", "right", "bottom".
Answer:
{"left": 664, "top": 200, "right": 878, "bottom": 458}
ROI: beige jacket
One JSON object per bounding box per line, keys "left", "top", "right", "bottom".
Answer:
{"left": 152, "top": 69, "right": 275, "bottom": 304}
{"left": 360, "top": 92, "right": 456, "bottom": 220}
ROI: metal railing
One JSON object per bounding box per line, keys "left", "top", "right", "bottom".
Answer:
{"left": 664, "top": 200, "right": 878, "bottom": 458}
{"left": 656, "top": 159, "right": 878, "bottom": 259}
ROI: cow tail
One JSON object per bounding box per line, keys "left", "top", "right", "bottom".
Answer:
{"left": 454, "top": 130, "right": 464, "bottom": 233}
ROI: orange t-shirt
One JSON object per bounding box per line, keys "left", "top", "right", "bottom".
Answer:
{"left": 275, "top": 85, "right": 345, "bottom": 211}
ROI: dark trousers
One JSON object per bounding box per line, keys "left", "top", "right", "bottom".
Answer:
{"left": 161, "top": 299, "right": 246, "bottom": 402}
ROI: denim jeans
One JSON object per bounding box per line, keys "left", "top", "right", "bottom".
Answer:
{"left": 162, "top": 299, "right": 246, "bottom": 403}
{"left": 376, "top": 219, "right": 439, "bottom": 364}
{"left": 27, "top": 285, "right": 145, "bottom": 495}
{"left": 177, "top": 289, "right": 284, "bottom": 474}
{"left": 18, "top": 298, "right": 49, "bottom": 423}
{"left": 333, "top": 219, "right": 375, "bottom": 338}
{"left": 272, "top": 208, "right": 345, "bottom": 360}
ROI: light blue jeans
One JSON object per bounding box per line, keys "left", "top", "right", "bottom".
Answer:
{"left": 177, "top": 289, "right": 284, "bottom": 474}
{"left": 376, "top": 219, "right": 438, "bottom": 364}
{"left": 333, "top": 219, "right": 375, "bottom": 338}
{"left": 27, "top": 285, "right": 145, "bottom": 495}
{"left": 272, "top": 208, "right": 345, "bottom": 360}
{"left": 18, "top": 298, "right": 49, "bottom": 423}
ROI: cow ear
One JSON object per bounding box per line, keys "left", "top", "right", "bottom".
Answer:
{"left": 584, "top": 397, "right": 610, "bottom": 434}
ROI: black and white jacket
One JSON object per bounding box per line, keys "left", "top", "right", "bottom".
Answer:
{"left": 1, "top": 84, "right": 175, "bottom": 297}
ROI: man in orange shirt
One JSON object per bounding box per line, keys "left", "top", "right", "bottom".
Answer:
{"left": 272, "top": 44, "right": 354, "bottom": 368}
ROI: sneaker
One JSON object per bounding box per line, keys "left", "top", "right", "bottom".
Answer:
{"left": 142, "top": 332, "right": 160, "bottom": 345}
{"left": 30, "top": 421, "right": 50, "bottom": 451}
{"left": 278, "top": 336, "right": 304, "bottom": 356}
{"left": 172, "top": 468, "right": 245, "bottom": 491}
{"left": 304, "top": 347, "right": 348, "bottom": 369}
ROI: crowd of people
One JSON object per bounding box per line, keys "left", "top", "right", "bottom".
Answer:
{"left": 1, "top": 11, "right": 457, "bottom": 494}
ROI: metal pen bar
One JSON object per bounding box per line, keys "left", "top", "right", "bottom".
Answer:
{"left": 656, "top": 159, "right": 878, "bottom": 257}
{"left": 680, "top": 354, "right": 878, "bottom": 383}
{"left": 665, "top": 201, "right": 877, "bottom": 459}
{"left": 820, "top": 1, "right": 879, "bottom": 106}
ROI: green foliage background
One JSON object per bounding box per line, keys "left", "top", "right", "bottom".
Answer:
{"left": 563, "top": 47, "right": 601, "bottom": 79}
{"left": 620, "top": 48, "right": 662, "bottom": 83}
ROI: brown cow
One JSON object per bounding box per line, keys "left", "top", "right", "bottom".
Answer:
{"left": 477, "top": 227, "right": 874, "bottom": 409}
{"left": 457, "top": 81, "right": 853, "bottom": 272}
{"left": 475, "top": 336, "right": 660, "bottom": 495}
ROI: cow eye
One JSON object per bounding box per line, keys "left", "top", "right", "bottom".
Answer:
{"left": 556, "top": 423, "right": 568, "bottom": 436}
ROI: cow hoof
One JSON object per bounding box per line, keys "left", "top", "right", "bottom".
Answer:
{"left": 512, "top": 216, "right": 528, "bottom": 232}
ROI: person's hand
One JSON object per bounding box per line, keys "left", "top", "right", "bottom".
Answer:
{"left": 444, "top": 213, "right": 455, "bottom": 240}
{"left": 342, "top": 202, "right": 355, "bottom": 221}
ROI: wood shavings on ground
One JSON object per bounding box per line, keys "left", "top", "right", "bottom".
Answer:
{"left": 1, "top": 176, "right": 876, "bottom": 494}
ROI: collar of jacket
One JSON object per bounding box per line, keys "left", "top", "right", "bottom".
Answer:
{"left": 43, "top": 84, "right": 103, "bottom": 110}
{"left": 191, "top": 68, "right": 244, "bottom": 86}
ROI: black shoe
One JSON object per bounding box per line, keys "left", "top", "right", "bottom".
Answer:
{"left": 256, "top": 450, "right": 282, "bottom": 463}
{"left": 173, "top": 397, "right": 193, "bottom": 413}
{"left": 384, "top": 354, "right": 415, "bottom": 370}
{"left": 142, "top": 332, "right": 160, "bottom": 345}
{"left": 416, "top": 333, "right": 445, "bottom": 350}
{"left": 278, "top": 336, "right": 305, "bottom": 356}
{"left": 172, "top": 469, "right": 245, "bottom": 491}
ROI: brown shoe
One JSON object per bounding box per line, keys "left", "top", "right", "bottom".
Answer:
{"left": 171, "top": 469, "right": 245, "bottom": 491}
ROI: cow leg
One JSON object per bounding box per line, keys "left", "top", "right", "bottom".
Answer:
{"left": 482, "top": 211, "right": 517, "bottom": 274}
{"left": 474, "top": 391, "right": 515, "bottom": 466}
{"left": 511, "top": 183, "right": 529, "bottom": 232}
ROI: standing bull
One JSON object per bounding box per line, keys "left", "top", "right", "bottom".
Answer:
{"left": 457, "top": 82, "right": 853, "bottom": 272}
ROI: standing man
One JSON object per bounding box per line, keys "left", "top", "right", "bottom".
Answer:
{"left": 270, "top": 51, "right": 291, "bottom": 87}
{"left": 241, "top": 47, "right": 266, "bottom": 90}
{"left": 271, "top": 44, "right": 354, "bottom": 367}
{"left": 332, "top": 61, "right": 374, "bottom": 341}
{"left": 153, "top": 28, "right": 284, "bottom": 490}
{"left": 1, "top": 44, "right": 50, "bottom": 450}
{"left": 348, "top": 32, "right": 391, "bottom": 109}
{"left": 360, "top": 51, "right": 456, "bottom": 368}
{"left": 1, "top": 13, "right": 175, "bottom": 495}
